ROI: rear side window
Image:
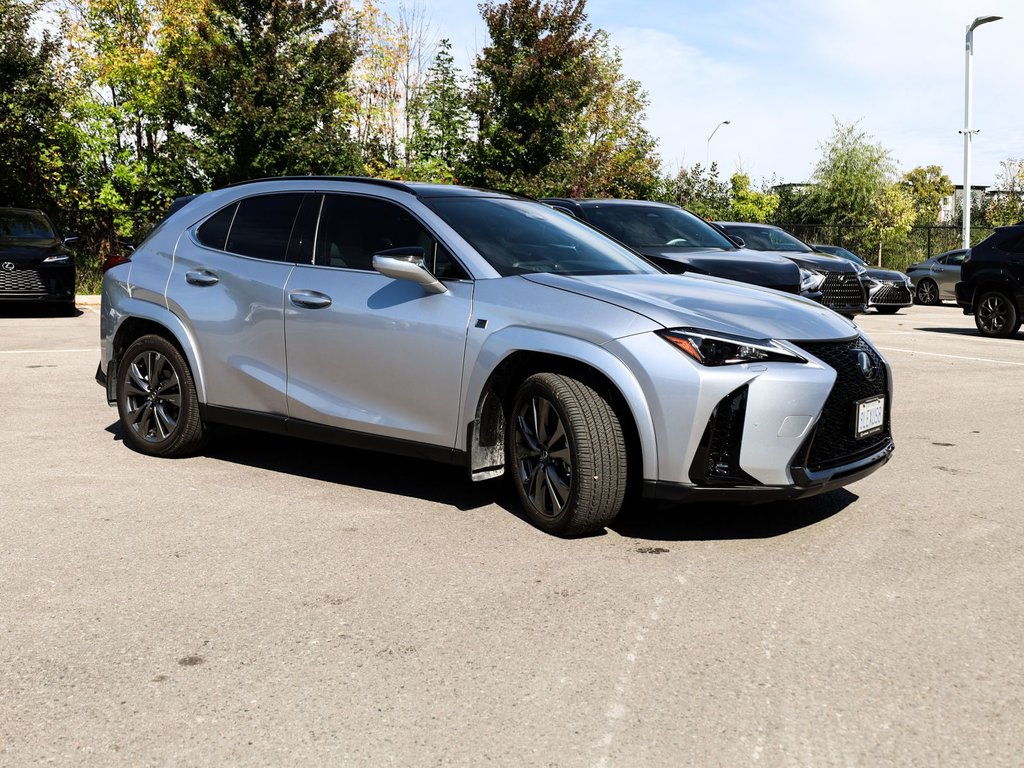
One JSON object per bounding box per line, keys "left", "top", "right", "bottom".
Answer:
{"left": 196, "top": 205, "right": 235, "bottom": 250}
{"left": 995, "top": 230, "right": 1024, "bottom": 255}
{"left": 225, "top": 194, "right": 304, "bottom": 261}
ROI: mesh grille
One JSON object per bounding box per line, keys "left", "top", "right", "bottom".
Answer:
{"left": 0, "top": 267, "right": 47, "bottom": 294}
{"left": 872, "top": 282, "right": 912, "bottom": 305}
{"left": 820, "top": 272, "right": 866, "bottom": 308}
{"left": 792, "top": 338, "right": 891, "bottom": 471}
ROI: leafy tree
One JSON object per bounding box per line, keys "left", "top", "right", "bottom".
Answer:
{"left": 550, "top": 31, "right": 660, "bottom": 198}
{"left": 726, "top": 172, "right": 778, "bottom": 223}
{"left": 902, "top": 165, "right": 953, "bottom": 225}
{"left": 987, "top": 158, "right": 1024, "bottom": 227}
{"left": 405, "top": 38, "right": 469, "bottom": 180}
{"left": 466, "top": 0, "right": 598, "bottom": 193}
{"left": 657, "top": 163, "right": 730, "bottom": 220}
{"left": 869, "top": 182, "right": 915, "bottom": 266}
{"left": 184, "top": 0, "right": 361, "bottom": 186}
{"left": 0, "top": 0, "right": 80, "bottom": 214}
{"left": 802, "top": 119, "right": 895, "bottom": 227}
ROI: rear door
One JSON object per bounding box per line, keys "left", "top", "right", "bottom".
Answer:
{"left": 283, "top": 193, "right": 474, "bottom": 447}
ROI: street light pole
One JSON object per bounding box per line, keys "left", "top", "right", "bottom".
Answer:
{"left": 962, "top": 15, "right": 1002, "bottom": 249}
{"left": 706, "top": 120, "right": 730, "bottom": 167}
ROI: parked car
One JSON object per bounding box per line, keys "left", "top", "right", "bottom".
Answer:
{"left": 955, "top": 224, "right": 1024, "bottom": 338}
{"left": 541, "top": 198, "right": 803, "bottom": 295}
{"left": 906, "top": 248, "right": 968, "bottom": 305}
{"left": 812, "top": 244, "right": 913, "bottom": 314}
{"left": 715, "top": 222, "right": 868, "bottom": 316}
{"left": 98, "top": 177, "right": 894, "bottom": 536}
{"left": 0, "top": 207, "right": 77, "bottom": 311}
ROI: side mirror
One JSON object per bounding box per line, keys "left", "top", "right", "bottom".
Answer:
{"left": 729, "top": 235, "right": 745, "bottom": 248}
{"left": 372, "top": 246, "right": 447, "bottom": 295}
{"left": 63, "top": 232, "right": 80, "bottom": 245}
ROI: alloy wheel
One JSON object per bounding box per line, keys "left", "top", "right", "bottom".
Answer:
{"left": 917, "top": 280, "right": 938, "bottom": 305}
{"left": 513, "top": 395, "right": 573, "bottom": 518}
{"left": 977, "top": 294, "right": 1011, "bottom": 335}
{"left": 123, "top": 350, "right": 182, "bottom": 443}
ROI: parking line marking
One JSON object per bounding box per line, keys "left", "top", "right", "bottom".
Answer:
{"left": 0, "top": 348, "right": 96, "bottom": 355}
{"left": 877, "top": 346, "right": 1024, "bottom": 367}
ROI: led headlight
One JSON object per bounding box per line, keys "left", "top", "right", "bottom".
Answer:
{"left": 799, "top": 267, "right": 825, "bottom": 293}
{"left": 42, "top": 254, "right": 70, "bottom": 263}
{"left": 659, "top": 328, "right": 807, "bottom": 366}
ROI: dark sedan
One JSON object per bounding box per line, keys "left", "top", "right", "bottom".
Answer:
{"left": 542, "top": 198, "right": 804, "bottom": 295}
{"left": 813, "top": 244, "right": 913, "bottom": 314}
{"left": 0, "top": 207, "right": 77, "bottom": 311}
{"left": 716, "top": 222, "right": 868, "bottom": 317}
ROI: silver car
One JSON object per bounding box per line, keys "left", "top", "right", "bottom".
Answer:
{"left": 97, "top": 178, "right": 894, "bottom": 536}
{"left": 906, "top": 248, "right": 969, "bottom": 305}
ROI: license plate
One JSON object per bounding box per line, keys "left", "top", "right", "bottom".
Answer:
{"left": 855, "top": 396, "right": 885, "bottom": 438}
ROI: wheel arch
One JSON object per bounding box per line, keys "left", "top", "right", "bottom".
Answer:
{"left": 464, "top": 334, "right": 657, "bottom": 483}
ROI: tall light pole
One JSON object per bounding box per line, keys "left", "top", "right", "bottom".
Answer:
{"left": 706, "top": 120, "right": 730, "bottom": 167}
{"left": 962, "top": 15, "right": 1002, "bottom": 249}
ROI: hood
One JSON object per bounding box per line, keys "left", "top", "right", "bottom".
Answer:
{"left": 757, "top": 249, "right": 860, "bottom": 274}
{"left": 865, "top": 267, "right": 907, "bottom": 282}
{"left": 0, "top": 240, "right": 67, "bottom": 264}
{"left": 523, "top": 272, "right": 858, "bottom": 342}
{"left": 636, "top": 247, "right": 800, "bottom": 290}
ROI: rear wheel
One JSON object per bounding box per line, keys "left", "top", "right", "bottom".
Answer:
{"left": 117, "top": 334, "right": 205, "bottom": 456}
{"left": 975, "top": 291, "right": 1021, "bottom": 338}
{"left": 508, "top": 373, "right": 627, "bottom": 536}
{"left": 915, "top": 279, "right": 940, "bottom": 305}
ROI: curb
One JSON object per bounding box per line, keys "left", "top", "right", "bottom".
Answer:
{"left": 76, "top": 295, "right": 102, "bottom": 307}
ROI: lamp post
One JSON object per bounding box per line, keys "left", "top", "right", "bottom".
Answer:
{"left": 962, "top": 15, "right": 1002, "bottom": 249}
{"left": 706, "top": 120, "right": 730, "bottom": 167}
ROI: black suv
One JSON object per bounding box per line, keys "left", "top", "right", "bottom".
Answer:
{"left": 955, "top": 224, "right": 1024, "bottom": 338}
{"left": 0, "top": 207, "right": 77, "bottom": 311}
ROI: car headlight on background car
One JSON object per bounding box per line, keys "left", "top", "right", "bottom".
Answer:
{"left": 42, "top": 254, "right": 70, "bottom": 263}
{"left": 659, "top": 329, "right": 807, "bottom": 366}
{"left": 799, "top": 267, "right": 825, "bottom": 293}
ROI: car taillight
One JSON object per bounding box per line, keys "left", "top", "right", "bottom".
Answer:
{"left": 101, "top": 254, "right": 132, "bottom": 272}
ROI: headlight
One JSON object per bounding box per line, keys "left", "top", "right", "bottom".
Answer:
{"left": 43, "top": 254, "right": 70, "bottom": 263}
{"left": 659, "top": 328, "right": 807, "bottom": 366}
{"left": 799, "top": 267, "right": 825, "bottom": 292}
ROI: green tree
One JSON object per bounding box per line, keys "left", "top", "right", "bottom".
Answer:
{"left": 869, "top": 182, "right": 915, "bottom": 266}
{"left": 184, "top": 0, "right": 361, "bottom": 186}
{"left": 405, "top": 38, "right": 470, "bottom": 181}
{"left": 657, "top": 163, "right": 729, "bottom": 220}
{"left": 726, "top": 173, "right": 778, "bottom": 223}
{"left": 987, "top": 158, "right": 1024, "bottom": 227}
{"left": 0, "top": 0, "right": 80, "bottom": 214}
{"left": 902, "top": 165, "right": 953, "bottom": 225}
{"left": 550, "top": 31, "right": 660, "bottom": 198}
{"left": 466, "top": 0, "right": 599, "bottom": 193}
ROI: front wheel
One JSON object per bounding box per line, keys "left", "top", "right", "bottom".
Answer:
{"left": 116, "top": 334, "right": 206, "bottom": 456}
{"left": 975, "top": 291, "right": 1021, "bottom": 338}
{"left": 508, "top": 373, "right": 627, "bottom": 536}
{"left": 915, "top": 279, "right": 940, "bottom": 305}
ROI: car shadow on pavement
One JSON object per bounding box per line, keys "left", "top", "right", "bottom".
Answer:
{"left": 0, "top": 304, "right": 81, "bottom": 318}
{"left": 610, "top": 489, "right": 856, "bottom": 541}
{"left": 912, "top": 326, "right": 981, "bottom": 336}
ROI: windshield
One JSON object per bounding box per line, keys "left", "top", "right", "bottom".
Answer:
{"left": 583, "top": 203, "right": 735, "bottom": 250}
{"left": 724, "top": 224, "right": 813, "bottom": 253}
{"left": 0, "top": 211, "right": 57, "bottom": 244}
{"left": 423, "top": 197, "right": 659, "bottom": 277}
{"left": 816, "top": 245, "right": 866, "bottom": 265}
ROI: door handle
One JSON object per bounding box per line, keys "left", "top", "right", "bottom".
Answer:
{"left": 289, "top": 290, "right": 333, "bottom": 309}
{"left": 185, "top": 269, "right": 219, "bottom": 286}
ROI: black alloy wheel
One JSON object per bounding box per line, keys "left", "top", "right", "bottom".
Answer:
{"left": 509, "top": 373, "right": 627, "bottom": 536}
{"left": 975, "top": 291, "right": 1021, "bottom": 339}
{"left": 117, "top": 334, "right": 205, "bottom": 456}
{"left": 915, "top": 279, "right": 940, "bottom": 305}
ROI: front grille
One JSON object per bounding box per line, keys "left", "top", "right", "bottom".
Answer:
{"left": 871, "top": 282, "right": 912, "bottom": 305}
{"left": 0, "top": 267, "right": 47, "bottom": 294}
{"left": 791, "top": 338, "right": 891, "bottom": 472}
{"left": 820, "top": 272, "right": 866, "bottom": 308}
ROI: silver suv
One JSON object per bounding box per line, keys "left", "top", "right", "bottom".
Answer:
{"left": 97, "top": 178, "right": 894, "bottom": 535}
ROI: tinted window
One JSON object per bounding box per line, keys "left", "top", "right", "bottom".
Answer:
{"left": 225, "top": 194, "right": 303, "bottom": 261}
{"left": 424, "top": 197, "right": 658, "bottom": 277}
{"left": 196, "top": 204, "right": 235, "bottom": 250}
{"left": 0, "top": 210, "right": 57, "bottom": 243}
{"left": 287, "top": 194, "right": 321, "bottom": 264}
{"left": 315, "top": 195, "right": 467, "bottom": 278}
{"left": 995, "top": 231, "right": 1024, "bottom": 255}
{"left": 725, "top": 225, "right": 813, "bottom": 253}
{"left": 584, "top": 204, "right": 735, "bottom": 250}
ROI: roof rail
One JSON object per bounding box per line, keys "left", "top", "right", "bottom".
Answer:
{"left": 225, "top": 176, "right": 419, "bottom": 195}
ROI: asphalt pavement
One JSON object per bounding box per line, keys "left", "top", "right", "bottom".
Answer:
{"left": 1, "top": 300, "right": 1022, "bottom": 767}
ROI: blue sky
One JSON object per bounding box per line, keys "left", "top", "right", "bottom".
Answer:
{"left": 393, "top": 0, "right": 1022, "bottom": 188}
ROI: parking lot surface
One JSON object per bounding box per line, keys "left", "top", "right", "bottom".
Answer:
{"left": 1, "top": 301, "right": 1022, "bottom": 766}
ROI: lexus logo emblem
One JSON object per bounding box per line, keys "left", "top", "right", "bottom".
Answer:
{"left": 1, "top": 262, "right": 13, "bottom": 272}
{"left": 856, "top": 350, "right": 877, "bottom": 381}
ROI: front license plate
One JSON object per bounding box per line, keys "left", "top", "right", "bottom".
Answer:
{"left": 855, "top": 396, "right": 885, "bottom": 438}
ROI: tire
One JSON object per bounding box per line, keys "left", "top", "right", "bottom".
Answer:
{"left": 915, "top": 279, "right": 940, "bottom": 305}
{"left": 508, "top": 373, "right": 627, "bottom": 536}
{"left": 975, "top": 291, "right": 1021, "bottom": 338}
{"left": 875, "top": 306, "right": 901, "bottom": 315}
{"left": 116, "top": 334, "right": 205, "bottom": 456}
